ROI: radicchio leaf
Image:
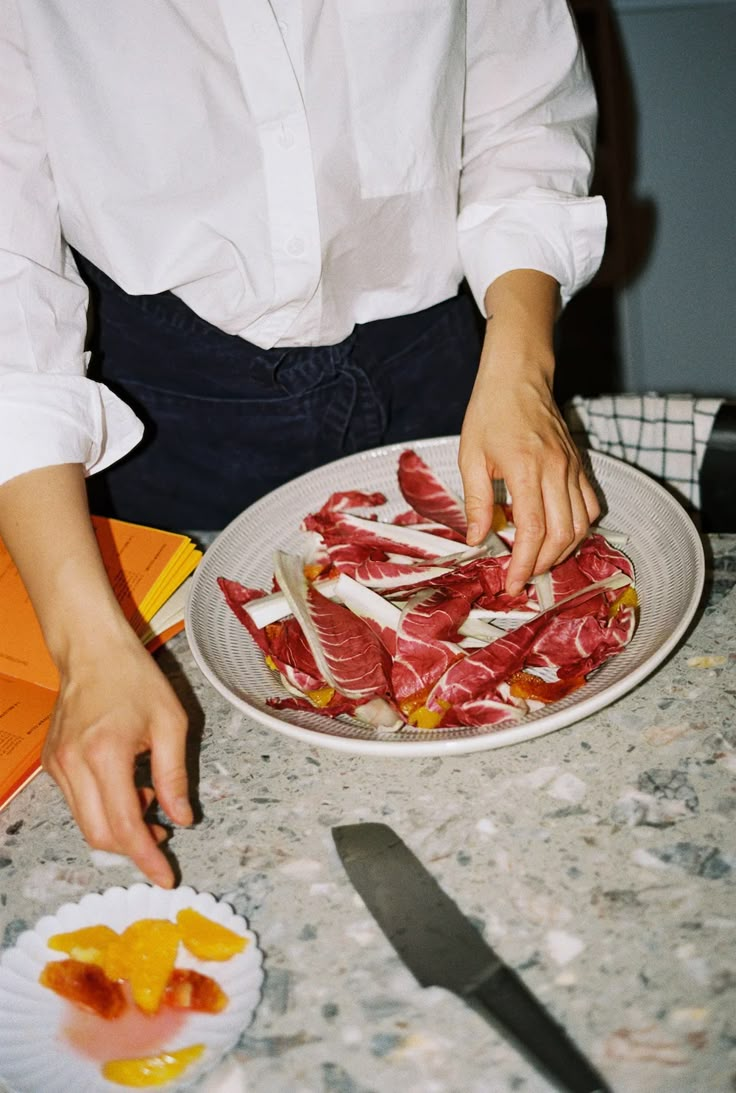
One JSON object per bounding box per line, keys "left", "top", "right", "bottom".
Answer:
{"left": 273, "top": 551, "right": 398, "bottom": 723}
{"left": 397, "top": 449, "right": 468, "bottom": 535}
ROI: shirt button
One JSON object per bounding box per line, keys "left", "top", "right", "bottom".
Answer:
{"left": 287, "top": 236, "right": 305, "bottom": 256}
{"left": 277, "top": 126, "right": 295, "bottom": 149}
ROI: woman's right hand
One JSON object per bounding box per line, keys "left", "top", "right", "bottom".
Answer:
{"left": 0, "top": 463, "right": 193, "bottom": 887}
{"left": 43, "top": 624, "right": 192, "bottom": 888}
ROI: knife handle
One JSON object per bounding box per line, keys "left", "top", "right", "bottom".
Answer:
{"left": 466, "top": 967, "right": 611, "bottom": 1093}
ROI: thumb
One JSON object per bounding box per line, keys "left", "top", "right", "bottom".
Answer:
{"left": 150, "top": 709, "right": 193, "bottom": 826}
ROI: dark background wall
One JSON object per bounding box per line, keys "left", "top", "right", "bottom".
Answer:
{"left": 556, "top": 0, "right": 736, "bottom": 406}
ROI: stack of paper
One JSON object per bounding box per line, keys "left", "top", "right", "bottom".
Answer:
{"left": 0, "top": 517, "right": 202, "bottom": 809}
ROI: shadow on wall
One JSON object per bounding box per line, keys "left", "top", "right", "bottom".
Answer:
{"left": 554, "top": 0, "right": 656, "bottom": 407}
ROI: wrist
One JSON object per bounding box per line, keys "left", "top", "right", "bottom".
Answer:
{"left": 480, "top": 269, "right": 559, "bottom": 386}
{"left": 39, "top": 546, "right": 137, "bottom": 669}
{"left": 477, "top": 331, "right": 555, "bottom": 389}
{"left": 47, "top": 599, "right": 138, "bottom": 675}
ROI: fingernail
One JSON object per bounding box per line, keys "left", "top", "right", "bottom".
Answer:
{"left": 467, "top": 523, "right": 480, "bottom": 544}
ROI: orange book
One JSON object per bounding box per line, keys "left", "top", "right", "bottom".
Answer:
{"left": 0, "top": 517, "right": 202, "bottom": 809}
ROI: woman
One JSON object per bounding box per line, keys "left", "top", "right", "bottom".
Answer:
{"left": 0, "top": 0, "right": 604, "bottom": 884}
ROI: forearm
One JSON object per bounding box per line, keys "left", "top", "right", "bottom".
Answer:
{"left": 0, "top": 463, "right": 191, "bottom": 885}
{"left": 479, "top": 269, "right": 560, "bottom": 385}
{"left": 0, "top": 463, "right": 134, "bottom": 669}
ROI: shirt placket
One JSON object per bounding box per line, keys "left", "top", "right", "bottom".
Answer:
{"left": 218, "top": 0, "right": 320, "bottom": 346}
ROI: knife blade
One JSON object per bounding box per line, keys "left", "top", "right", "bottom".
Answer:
{"left": 332, "top": 822, "right": 610, "bottom": 1093}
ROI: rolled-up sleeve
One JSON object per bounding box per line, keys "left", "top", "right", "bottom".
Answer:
{"left": 459, "top": 0, "right": 607, "bottom": 313}
{"left": 0, "top": 0, "right": 142, "bottom": 489}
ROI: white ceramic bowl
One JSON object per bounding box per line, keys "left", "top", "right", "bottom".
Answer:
{"left": 186, "top": 436, "right": 704, "bottom": 757}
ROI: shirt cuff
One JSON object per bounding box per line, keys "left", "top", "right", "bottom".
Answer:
{"left": 457, "top": 193, "right": 607, "bottom": 314}
{"left": 0, "top": 369, "right": 144, "bottom": 488}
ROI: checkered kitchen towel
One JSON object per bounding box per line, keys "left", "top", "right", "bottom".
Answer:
{"left": 565, "top": 394, "right": 724, "bottom": 511}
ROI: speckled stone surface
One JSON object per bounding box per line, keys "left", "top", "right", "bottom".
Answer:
{"left": 1, "top": 536, "right": 735, "bottom": 1093}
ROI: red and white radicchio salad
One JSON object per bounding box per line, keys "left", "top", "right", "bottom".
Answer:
{"left": 218, "top": 450, "right": 638, "bottom": 733}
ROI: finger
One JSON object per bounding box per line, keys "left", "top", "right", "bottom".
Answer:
{"left": 137, "top": 785, "right": 157, "bottom": 812}
{"left": 42, "top": 696, "right": 117, "bottom": 848}
{"left": 504, "top": 476, "right": 547, "bottom": 595}
{"left": 533, "top": 475, "right": 576, "bottom": 577}
{"left": 459, "top": 453, "right": 496, "bottom": 546}
{"left": 539, "top": 470, "right": 590, "bottom": 570}
{"left": 137, "top": 787, "right": 171, "bottom": 845}
{"left": 150, "top": 823, "right": 170, "bottom": 845}
{"left": 564, "top": 472, "right": 595, "bottom": 558}
{"left": 579, "top": 469, "right": 602, "bottom": 524}
{"left": 42, "top": 728, "right": 89, "bottom": 836}
{"left": 149, "top": 708, "right": 193, "bottom": 827}
{"left": 42, "top": 743, "right": 77, "bottom": 816}
{"left": 86, "top": 740, "right": 176, "bottom": 887}
{"left": 60, "top": 763, "right": 125, "bottom": 857}
{"left": 51, "top": 753, "right": 171, "bottom": 879}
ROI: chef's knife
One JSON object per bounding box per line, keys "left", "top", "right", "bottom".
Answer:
{"left": 332, "top": 822, "right": 610, "bottom": 1093}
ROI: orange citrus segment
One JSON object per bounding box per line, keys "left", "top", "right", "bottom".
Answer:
{"left": 47, "top": 925, "right": 119, "bottom": 966}
{"left": 163, "top": 968, "right": 228, "bottom": 1013}
{"left": 305, "top": 686, "right": 335, "bottom": 708}
{"left": 39, "top": 958, "right": 126, "bottom": 1019}
{"left": 102, "top": 919, "right": 181, "bottom": 1014}
{"left": 303, "top": 562, "right": 327, "bottom": 581}
{"left": 400, "top": 691, "right": 450, "bottom": 729}
{"left": 407, "top": 705, "right": 445, "bottom": 730}
{"left": 102, "top": 1044, "right": 204, "bottom": 1087}
{"left": 508, "top": 670, "right": 586, "bottom": 703}
{"left": 102, "top": 936, "right": 129, "bottom": 984}
{"left": 176, "top": 908, "right": 247, "bottom": 961}
{"left": 609, "top": 584, "right": 639, "bottom": 618}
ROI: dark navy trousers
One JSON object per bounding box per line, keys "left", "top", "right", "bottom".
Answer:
{"left": 78, "top": 255, "right": 482, "bottom": 531}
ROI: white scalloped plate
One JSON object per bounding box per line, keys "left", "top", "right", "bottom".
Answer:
{"left": 0, "top": 884, "right": 263, "bottom": 1092}
{"left": 186, "top": 436, "right": 705, "bottom": 757}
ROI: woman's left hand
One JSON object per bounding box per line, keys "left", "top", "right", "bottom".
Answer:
{"left": 458, "top": 270, "right": 600, "bottom": 595}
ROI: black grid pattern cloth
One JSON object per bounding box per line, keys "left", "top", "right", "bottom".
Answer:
{"left": 565, "top": 394, "right": 724, "bottom": 511}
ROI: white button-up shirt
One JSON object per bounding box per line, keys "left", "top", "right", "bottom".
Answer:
{"left": 0, "top": 0, "right": 606, "bottom": 487}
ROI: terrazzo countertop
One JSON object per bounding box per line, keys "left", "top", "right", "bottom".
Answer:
{"left": 1, "top": 535, "right": 735, "bottom": 1093}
